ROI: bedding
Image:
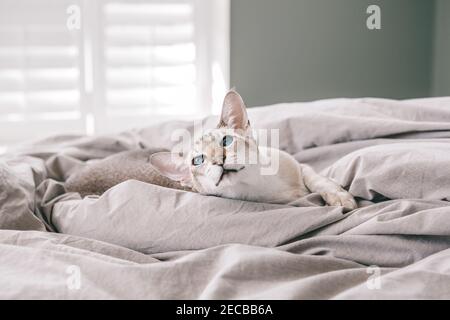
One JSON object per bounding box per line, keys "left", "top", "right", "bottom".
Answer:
{"left": 1, "top": 97, "right": 450, "bottom": 299}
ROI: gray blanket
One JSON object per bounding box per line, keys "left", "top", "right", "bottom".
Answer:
{"left": 1, "top": 97, "right": 450, "bottom": 299}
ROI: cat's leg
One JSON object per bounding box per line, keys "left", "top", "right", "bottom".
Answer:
{"left": 300, "top": 164, "right": 357, "bottom": 212}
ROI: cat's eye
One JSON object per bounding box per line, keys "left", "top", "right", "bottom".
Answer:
{"left": 221, "top": 135, "right": 234, "bottom": 147}
{"left": 192, "top": 154, "right": 205, "bottom": 166}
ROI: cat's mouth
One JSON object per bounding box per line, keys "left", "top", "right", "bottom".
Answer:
{"left": 215, "top": 165, "right": 245, "bottom": 186}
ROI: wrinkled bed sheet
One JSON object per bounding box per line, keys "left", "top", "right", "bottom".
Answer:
{"left": 1, "top": 97, "right": 450, "bottom": 299}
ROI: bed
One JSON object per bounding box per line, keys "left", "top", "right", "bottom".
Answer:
{"left": 1, "top": 96, "right": 450, "bottom": 299}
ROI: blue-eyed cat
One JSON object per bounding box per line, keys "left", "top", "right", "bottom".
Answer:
{"left": 150, "top": 90, "right": 357, "bottom": 210}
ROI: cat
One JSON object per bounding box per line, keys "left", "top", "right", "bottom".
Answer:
{"left": 149, "top": 90, "right": 357, "bottom": 211}
{"left": 66, "top": 90, "right": 357, "bottom": 211}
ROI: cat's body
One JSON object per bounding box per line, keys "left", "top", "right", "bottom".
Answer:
{"left": 66, "top": 90, "right": 357, "bottom": 211}
{"left": 208, "top": 145, "right": 309, "bottom": 204}
{"left": 206, "top": 146, "right": 355, "bottom": 207}
{"left": 65, "top": 148, "right": 188, "bottom": 197}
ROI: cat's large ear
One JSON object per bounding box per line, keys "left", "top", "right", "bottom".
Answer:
{"left": 218, "top": 90, "right": 250, "bottom": 130}
{"left": 150, "top": 152, "right": 192, "bottom": 187}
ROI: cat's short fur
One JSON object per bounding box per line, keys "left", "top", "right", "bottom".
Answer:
{"left": 150, "top": 90, "right": 357, "bottom": 211}
{"left": 65, "top": 148, "right": 189, "bottom": 197}
{"left": 66, "top": 90, "right": 357, "bottom": 211}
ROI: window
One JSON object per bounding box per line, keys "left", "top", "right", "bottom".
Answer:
{"left": 0, "top": 0, "right": 229, "bottom": 144}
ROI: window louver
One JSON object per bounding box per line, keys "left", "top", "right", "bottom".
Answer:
{"left": 0, "top": 0, "right": 83, "bottom": 126}
{"left": 101, "top": 1, "right": 197, "bottom": 116}
{"left": 0, "top": 0, "right": 229, "bottom": 145}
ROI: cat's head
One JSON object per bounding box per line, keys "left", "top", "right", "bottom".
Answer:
{"left": 150, "top": 90, "right": 258, "bottom": 194}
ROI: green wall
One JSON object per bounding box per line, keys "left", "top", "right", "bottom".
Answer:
{"left": 433, "top": 0, "right": 450, "bottom": 97}
{"left": 230, "top": 0, "right": 439, "bottom": 107}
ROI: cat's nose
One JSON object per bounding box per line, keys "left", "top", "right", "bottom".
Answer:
{"left": 211, "top": 154, "right": 225, "bottom": 165}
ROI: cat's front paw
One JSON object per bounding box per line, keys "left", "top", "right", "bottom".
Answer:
{"left": 321, "top": 189, "right": 357, "bottom": 212}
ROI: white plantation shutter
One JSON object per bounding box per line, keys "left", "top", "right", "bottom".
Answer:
{"left": 101, "top": 1, "right": 197, "bottom": 116}
{"left": 95, "top": 0, "right": 229, "bottom": 133}
{"left": 0, "top": 0, "right": 85, "bottom": 143}
{"left": 0, "top": 0, "right": 229, "bottom": 145}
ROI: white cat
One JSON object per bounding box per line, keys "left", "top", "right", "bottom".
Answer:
{"left": 150, "top": 90, "right": 357, "bottom": 211}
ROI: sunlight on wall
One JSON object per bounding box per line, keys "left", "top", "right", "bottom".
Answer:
{"left": 212, "top": 62, "right": 227, "bottom": 115}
